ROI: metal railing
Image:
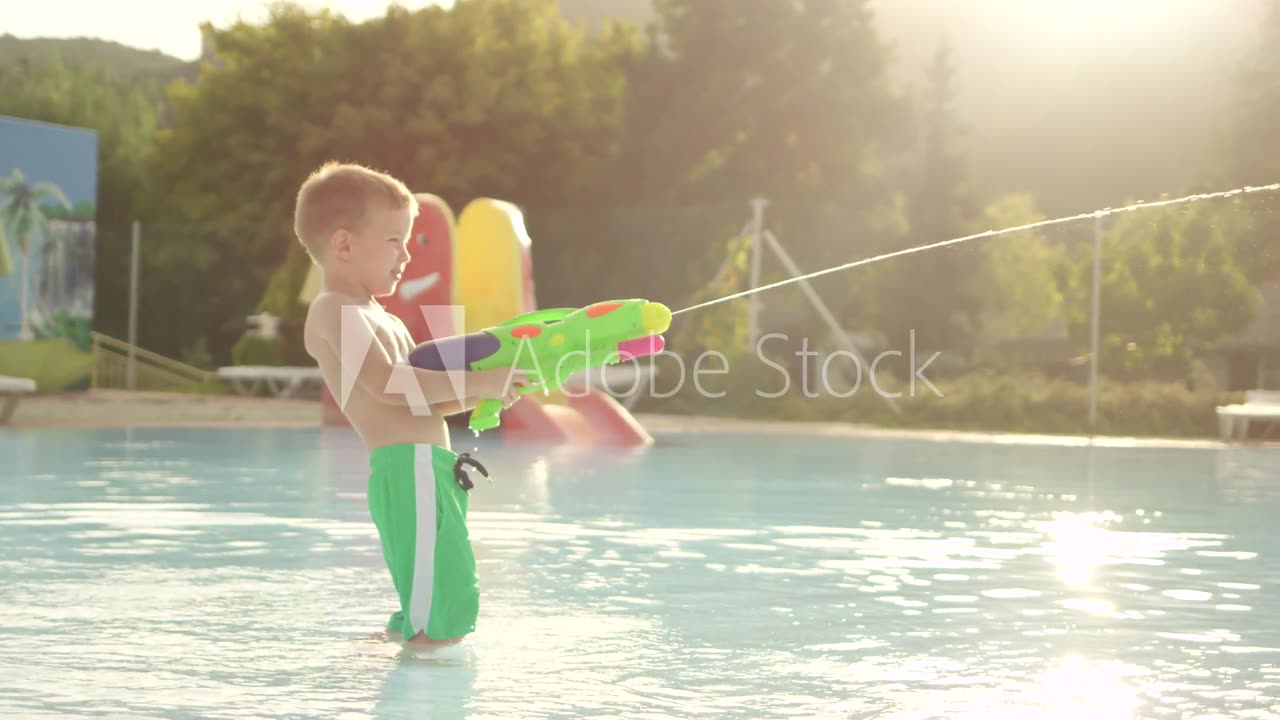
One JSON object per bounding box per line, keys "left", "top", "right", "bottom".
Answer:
{"left": 89, "top": 331, "right": 214, "bottom": 391}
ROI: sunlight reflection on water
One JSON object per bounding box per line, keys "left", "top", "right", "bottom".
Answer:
{"left": 1, "top": 428, "right": 1278, "bottom": 719}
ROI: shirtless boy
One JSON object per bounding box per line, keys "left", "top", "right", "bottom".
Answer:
{"left": 297, "top": 161, "right": 522, "bottom": 646}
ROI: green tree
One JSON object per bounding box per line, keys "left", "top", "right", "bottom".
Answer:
{"left": 968, "top": 194, "right": 1065, "bottom": 344}
{"left": 573, "top": 0, "right": 907, "bottom": 357}
{"left": 1224, "top": 0, "right": 1280, "bottom": 281}
{"left": 611, "top": 0, "right": 905, "bottom": 206}
{"left": 0, "top": 169, "right": 71, "bottom": 340}
{"left": 871, "top": 40, "right": 983, "bottom": 362}
{"left": 1063, "top": 201, "right": 1258, "bottom": 381}
{"left": 145, "top": 0, "right": 640, "bottom": 362}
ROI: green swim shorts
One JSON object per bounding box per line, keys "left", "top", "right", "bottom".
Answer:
{"left": 367, "top": 443, "right": 479, "bottom": 642}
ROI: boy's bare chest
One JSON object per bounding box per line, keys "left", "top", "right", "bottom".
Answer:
{"left": 372, "top": 318, "right": 411, "bottom": 362}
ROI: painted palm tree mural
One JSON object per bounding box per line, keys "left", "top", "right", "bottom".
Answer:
{"left": 0, "top": 116, "right": 98, "bottom": 394}
{"left": 0, "top": 168, "right": 72, "bottom": 340}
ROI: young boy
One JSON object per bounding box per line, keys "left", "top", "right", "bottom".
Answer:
{"left": 297, "top": 161, "right": 523, "bottom": 646}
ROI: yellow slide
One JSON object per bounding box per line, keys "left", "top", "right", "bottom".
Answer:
{"left": 454, "top": 199, "right": 536, "bottom": 331}
{"left": 452, "top": 199, "right": 652, "bottom": 446}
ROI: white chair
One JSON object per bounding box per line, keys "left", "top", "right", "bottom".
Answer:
{"left": 0, "top": 375, "right": 36, "bottom": 424}
{"left": 216, "top": 366, "right": 324, "bottom": 399}
{"left": 1216, "top": 390, "right": 1280, "bottom": 443}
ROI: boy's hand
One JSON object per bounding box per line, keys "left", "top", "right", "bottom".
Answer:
{"left": 500, "top": 382, "right": 522, "bottom": 409}
{"left": 469, "top": 367, "right": 529, "bottom": 402}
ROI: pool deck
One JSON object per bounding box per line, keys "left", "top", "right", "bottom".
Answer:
{"left": 4, "top": 391, "right": 1275, "bottom": 449}
{"left": 6, "top": 390, "right": 321, "bottom": 428}
{"left": 632, "top": 413, "right": 1254, "bottom": 450}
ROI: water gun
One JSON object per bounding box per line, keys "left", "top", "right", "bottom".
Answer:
{"left": 408, "top": 299, "right": 672, "bottom": 432}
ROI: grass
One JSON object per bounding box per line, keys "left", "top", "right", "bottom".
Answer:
{"left": 0, "top": 339, "right": 92, "bottom": 391}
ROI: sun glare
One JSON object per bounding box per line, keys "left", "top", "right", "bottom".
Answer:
{"left": 1039, "top": 511, "right": 1119, "bottom": 590}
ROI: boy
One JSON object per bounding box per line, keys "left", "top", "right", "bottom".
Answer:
{"left": 297, "top": 161, "right": 523, "bottom": 646}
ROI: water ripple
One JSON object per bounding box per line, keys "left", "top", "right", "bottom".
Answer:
{"left": 1, "top": 429, "right": 1278, "bottom": 718}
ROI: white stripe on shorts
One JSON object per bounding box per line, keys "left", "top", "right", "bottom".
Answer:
{"left": 407, "top": 444, "right": 437, "bottom": 636}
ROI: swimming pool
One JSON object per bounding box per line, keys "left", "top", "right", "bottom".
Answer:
{"left": 1, "top": 427, "right": 1278, "bottom": 719}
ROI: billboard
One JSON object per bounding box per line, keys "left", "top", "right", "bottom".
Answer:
{"left": 0, "top": 115, "right": 97, "bottom": 350}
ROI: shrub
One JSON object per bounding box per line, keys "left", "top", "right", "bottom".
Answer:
{"left": 231, "top": 334, "right": 285, "bottom": 367}
{"left": 637, "top": 365, "right": 1236, "bottom": 439}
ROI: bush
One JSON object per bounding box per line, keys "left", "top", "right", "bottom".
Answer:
{"left": 183, "top": 337, "right": 215, "bottom": 370}
{"left": 231, "top": 334, "right": 285, "bottom": 366}
{"left": 636, "top": 364, "right": 1237, "bottom": 439}
{"left": 0, "top": 339, "right": 92, "bottom": 392}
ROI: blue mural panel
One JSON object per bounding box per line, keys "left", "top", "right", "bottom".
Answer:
{"left": 0, "top": 115, "right": 97, "bottom": 348}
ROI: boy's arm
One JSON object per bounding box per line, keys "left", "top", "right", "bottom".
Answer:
{"left": 388, "top": 315, "right": 473, "bottom": 417}
{"left": 386, "top": 316, "right": 495, "bottom": 418}
{"left": 306, "top": 297, "right": 505, "bottom": 410}
{"left": 387, "top": 313, "right": 525, "bottom": 417}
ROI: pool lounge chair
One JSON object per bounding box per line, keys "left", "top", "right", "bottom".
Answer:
{"left": 1216, "top": 390, "right": 1280, "bottom": 443}
{"left": 216, "top": 366, "right": 324, "bottom": 399}
{"left": 0, "top": 375, "right": 36, "bottom": 424}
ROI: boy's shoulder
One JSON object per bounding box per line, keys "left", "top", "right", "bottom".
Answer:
{"left": 305, "top": 292, "right": 408, "bottom": 340}
{"left": 303, "top": 292, "right": 370, "bottom": 348}
{"left": 304, "top": 291, "right": 344, "bottom": 332}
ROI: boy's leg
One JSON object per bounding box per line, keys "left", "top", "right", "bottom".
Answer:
{"left": 367, "top": 443, "right": 480, "bottom": 643}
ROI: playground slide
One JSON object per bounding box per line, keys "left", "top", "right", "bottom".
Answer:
{"left": 383, "top": 193, "right": 463, "bottom": 342}
{"left": 452, "top": 198, "right": 653, "bottom": 447}
{"left": 313, "top": 194, "right": 653, "bottom": 447}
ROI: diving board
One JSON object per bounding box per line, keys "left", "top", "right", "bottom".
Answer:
{"left": 0, "top": 375, "right": 36, "bottom": 424}
{"left": 1216, "top": 390, "right": 1280, "bottom": 443}
{"left": 216, "top": 366, "right": 324, "bottom": 399}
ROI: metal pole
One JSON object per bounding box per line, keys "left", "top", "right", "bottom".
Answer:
{"left": 1089, "top": 214, "right": 1102, "bottom": 430}
{"left": 128, "top": 220, "right": 140, "bottom": 390}
{"left": 747, "top": 197, "right": 767, "bottom": 352}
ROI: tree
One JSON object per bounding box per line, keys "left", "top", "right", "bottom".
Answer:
{"left": 1224, "top": 0, "right": 1280, "bottom": 282}
{"left": 0, "top": 169, "right": 71, "bottom": 340}
{"left": 611, "top": 0, "right": 906, "bottom": 206}
{"left": 572, "top": 0, "right": 908, "bottom": 359}
{"left": 967, "top": 194, "right": 1065, "bottom": 344}
{"left": 1063, "top": 201, "right": 1258, "bottom": 381}
{"left": 141, "top": 0, "right": 640, "bottom": 362}
{"left": 871, "top": 40, "right": 983, "bottom": 362}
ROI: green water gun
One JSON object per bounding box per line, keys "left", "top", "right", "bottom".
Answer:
{"left": 408, "top": 299, "right": 672, "bottom": 431}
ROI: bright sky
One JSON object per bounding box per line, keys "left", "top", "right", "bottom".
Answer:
{"left": 7, "top": 1, "right": 454, "bottom": 60}
{"left": 9, "top": 0, "right": 1235, "bottom": 63}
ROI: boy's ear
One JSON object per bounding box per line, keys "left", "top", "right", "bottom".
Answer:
{"left": 328, "top": 228, "right": 352, "bottom": 260}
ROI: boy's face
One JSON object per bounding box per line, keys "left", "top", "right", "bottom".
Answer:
{"left": 338, "top": 203, "right": 414, "bottom": 298}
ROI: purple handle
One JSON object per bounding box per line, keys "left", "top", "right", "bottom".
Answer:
{"left": 408, "top": 331, "right": 502, "bottom": 371}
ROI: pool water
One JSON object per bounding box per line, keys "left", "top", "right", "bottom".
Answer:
{"left": 2, "top": 427, "right": 1279, "bottom": 719}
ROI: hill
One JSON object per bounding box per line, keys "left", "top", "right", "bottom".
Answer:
{"left": 0, "top": 34, "right": 188, "bottom": 81}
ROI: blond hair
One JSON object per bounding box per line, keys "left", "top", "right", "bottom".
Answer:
{"left": 293, "top": 161, "right": 417, "bottom": 259}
